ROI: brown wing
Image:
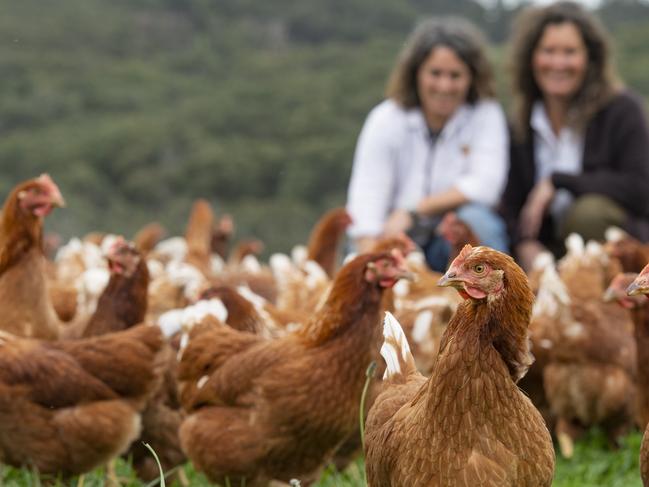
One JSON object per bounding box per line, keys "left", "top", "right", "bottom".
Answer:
{"left": 0, "top": 336, "right": 118, "bottom": 407}
{"left": 49, "top": 324, "right": 164, "bottom": 403}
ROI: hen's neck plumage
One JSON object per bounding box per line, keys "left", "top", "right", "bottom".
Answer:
{"left": 84, "top": 260, "right": 149, "bottom": 337}
{"left": 631, "top": 303, "right": 649, "bottom": 428}
{"left": 298, "top": 257, "right": 383, "bottom": 348}
{"left": 218, "top": 287, "right": 263, "bottom": 334}
{"left": 428, "top": 273, "right": 534, "bottom": 400}
{"left": 0, "top": 190, "right": 43, "bottom": 275}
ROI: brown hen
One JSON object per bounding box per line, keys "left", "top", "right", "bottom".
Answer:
{"left": 365, "top": 245, "right": 555, "bottom": 487}
{"left": 0, "top": 174, "right": 65, "bottom": 339}
{"left": 539, "top": 236, "right": 636, "bottom": 457}
{"left": 178, "top": 251, "right": 411, "bottom": 486}
{"left": 0, "top": 324, "right": 163, "bottom": 477}
{"left": 184, "top": 199, "right": 215, "bottom": 279}
{"left": 82, "top": 238, "right": 149, "bottom": 338}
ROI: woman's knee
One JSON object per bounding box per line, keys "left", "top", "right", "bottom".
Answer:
{"left": 455, "top": 203, "right": 509, "bottom": 252}
{"left": 560, "top": 194, "right": 626, "bottom": 241}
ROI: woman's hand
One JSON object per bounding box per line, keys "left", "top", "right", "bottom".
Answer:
{"left": 515, "top": 239, "right": 549, "bottom": 274}
{"left": 383, "top": 208, "right": 413, "bottom": 237}
{"left": 519, "top": 178, "right": 555, "bottom": 239}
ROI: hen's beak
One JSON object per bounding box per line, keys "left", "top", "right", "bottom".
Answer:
{"left": 602, "top": 287, "right": 618, "bottom": 302}
{"left": 438, "top": 270, "right": 462, "bottom": 288}
{"left": 50, "top": 191, "right": 66, "bottom": 208}
{"left": 627, "top": 279, "right": 649, "bottom": 296}
{"left": 390, "top": 248, "right": 415, "bottom": 281}
{"left": 396, "top": 268, "right": 416, "bottom": 282}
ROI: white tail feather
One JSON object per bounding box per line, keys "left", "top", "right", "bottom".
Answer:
{"left": 585, "top": 240, "right": 607, "bottom": 261}
{"left": 291, "top": 245, "right": 308, "bottom": 266}
{"left": 531, "top": 251, "right": 555, "bottom": 271}
{"left": 411, "top": 310, "right": 434, "bottom": 344}
{"left": 605, "top": 226, "right": 629, "bottom": 243}
{"left": 565, "top": 233, "right": 585, "bottom": 256}
{"left": 533, "top": 265, "right": 570, "bottom": 317}
{"left": 381, "top": 312, "right": 414, "bottom": 379}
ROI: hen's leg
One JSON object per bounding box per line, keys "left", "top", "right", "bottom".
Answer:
{"left": 178, "top": 467, "right": 190, "bottom": 487}
{"left": 556, "top": 418, "right": 584, "bottom": 458}
{"left": 106, "top": 459, "right": 121, "bottom": 487}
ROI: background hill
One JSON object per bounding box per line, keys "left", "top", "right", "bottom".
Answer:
{"left": 2, "top": 0, "right": 649, "bottom": 253}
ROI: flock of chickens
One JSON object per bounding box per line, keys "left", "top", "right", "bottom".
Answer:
{"left": 2, "top": 173, "right": 649, "bottom": 487}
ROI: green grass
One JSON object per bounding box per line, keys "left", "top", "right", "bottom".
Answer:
{"left": 0, "top": 429, "right": 642, "bottom": 486}
{"left": 553, "top": 429, "right": 643, "bottom": 487}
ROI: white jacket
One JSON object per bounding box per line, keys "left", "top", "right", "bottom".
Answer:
{"left": 346, "top": 98, "right": 509, "bottom": 238}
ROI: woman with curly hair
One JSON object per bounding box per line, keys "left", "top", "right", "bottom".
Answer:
{"left": 502, "top": 1, "right": 649, "bottom": 270}
{"left": 346, "top": 17, "right": 509, "bottom": 271}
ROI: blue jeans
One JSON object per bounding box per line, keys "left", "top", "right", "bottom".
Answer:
{"left": 423, "top": 203, "right": 509, "bottom": 272}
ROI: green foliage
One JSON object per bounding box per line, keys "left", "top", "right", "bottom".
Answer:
{"left": 553, "top": 429, "right": 643, "bottom": 487}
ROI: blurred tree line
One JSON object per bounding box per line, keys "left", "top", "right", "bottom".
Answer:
{"left": 1, "top": 0, "right": 648, "bottom": 254}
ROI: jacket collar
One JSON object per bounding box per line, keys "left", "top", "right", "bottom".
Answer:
{"left": 405, "top": 103, "right": 472, "bottom": 140}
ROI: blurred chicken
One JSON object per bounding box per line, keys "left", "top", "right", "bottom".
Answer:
{"left": 199, "top": 285, "right": 266, "bottom": 335}
{"left": 133, "top": 222, "right": 166, "bottom": 256}
{"left": 185, "top": 199, "right": 216, "bottom": 279}
{"left": 83, "top": 238, "right": 149, "bottom": 338}
{"left": 57, "top": 237, "right": 184, "bottom": 482}
{"left": 365, "top": 245, "right": 555, "bottom": 487}
{"left": 228, "top": 238, "right": 264, "bottom": 266}
{"left": 535, "top": 235, "right": 636, "bottom": 457}
{"left": 605, "top": 226, "right": 649, "bottom": 273}
{"left": 211, "top": 214, "right": 234, "bottom": 260}
{"left": 57, "top": 238, "right": 148, "bottom": 340}
{"left": 0, "top": 174, "right": 65, "bottom": 339}
{"left": 605, "top": 272, "right": 649, "bottom": 429}
{"left": 558, "top": 234, "right": 623, "bottom": 302}
{"left": 517, "top": 255, "right": 561, "bottom": 430}
{"left": 0, "top": 324, "right": 164, "bottom": 477}
{"left": 374, "top": 234, "right": 461, "bottom": 375}
{"left": 624, "top": 267, "right": 649, "bottom": 487}
{"left": 177, "top": 251, "right": 411, "bottom": 486}
{"left": 52, "top": 236, "right": 119, "bottom": 331}
{"left": 145, "top": 234, "right": 211, "bottom": 323}
{"left": 306, "top": 207, "right": 352, "bottom": 278}
{"left": 268, "top": 251, "right": 328, "bottom": 316}
{"left": 48, "top": 282, "right": 79, "bottom": 323}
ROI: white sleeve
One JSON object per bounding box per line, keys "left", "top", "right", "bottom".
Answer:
{"left": 454, "top": 101, "right": 509, "bottom": 207}
{"left": 346, "top": 104, "right": 400, "bottom": 239}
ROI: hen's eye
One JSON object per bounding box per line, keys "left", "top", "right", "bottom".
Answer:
{"left": 474, "top": 264, "right": 485, "bottom": 274}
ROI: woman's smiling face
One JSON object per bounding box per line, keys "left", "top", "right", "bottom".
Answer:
{"left": 417, "top": 46, "right": 472, "bottom": 130}
{"left": 532, "top": 21, "right": 588, "bottom": 102}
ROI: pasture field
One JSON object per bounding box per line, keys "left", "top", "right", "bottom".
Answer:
{"left": 0, "top": 429, "right": 642, "bottom": 487}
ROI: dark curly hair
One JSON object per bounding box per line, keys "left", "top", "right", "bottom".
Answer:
{"left": 509, "top": 1, "right": 622, "bottom": 141}
{"left": 385, "top": 17, "right": 495, "bottom": 108}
